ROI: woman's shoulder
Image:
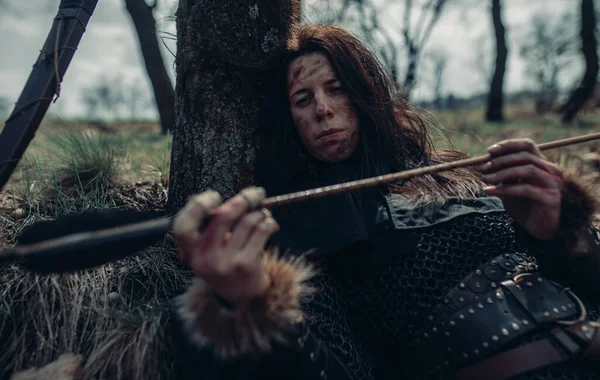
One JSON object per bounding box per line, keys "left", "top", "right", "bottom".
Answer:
{"left": 384, "top": 193, "right": 506, "bottom": 230}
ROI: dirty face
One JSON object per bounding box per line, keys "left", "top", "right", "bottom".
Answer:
{"left": 287, "top": 52, "right": 359, "bottom": 163}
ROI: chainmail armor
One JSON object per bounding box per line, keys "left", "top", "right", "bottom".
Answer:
{"left": 302, "top": 210, "right": 600, "bottom": 380}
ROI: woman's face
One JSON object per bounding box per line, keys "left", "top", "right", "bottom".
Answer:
{"left": 287, "top": 52, "right": 359, "bottom": 163}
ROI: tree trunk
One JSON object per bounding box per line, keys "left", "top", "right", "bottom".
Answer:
{"left": 167, "top": 0, "right": 300, "bottom": 213}
{"left": 124, "top": 0, "right": 175, "bottom": 134}
{"left": 486, "top": 0, "right": 507, "bottom": 122}
{"left": 560, "top": 0, "right": 599, "bottom": 123}
{"left": 403, "top": 44, "right": 418, "bottom": 99}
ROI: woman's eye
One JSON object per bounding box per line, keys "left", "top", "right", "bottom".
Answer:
{"left": 296, "top": 97, "right": 311, "bottom": 106}
{"left": 330, "top": 86, "right": 343, "bottom": 93}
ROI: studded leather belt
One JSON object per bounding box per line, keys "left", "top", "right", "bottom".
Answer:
{"left": 412, "top": 252, "right": 587, "bottom": 378}
{"left": 454, "top": 319, "right": 600, "bottom": 380}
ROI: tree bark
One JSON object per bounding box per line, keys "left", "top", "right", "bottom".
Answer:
{"left": 167, "top": 0, "right": 300, "bottom": 213}
{"left": 560, "top": 0, "right": 599, "bottom": 123}
{"left": 485, "top": 0, "right": 507, "bottom": 122}
{"left": 124, "top": 0, "right": 175, "bottom": 134}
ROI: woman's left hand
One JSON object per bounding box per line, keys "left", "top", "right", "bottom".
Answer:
{"left": 480, "top": 138, "right": 564, "bottom": 240}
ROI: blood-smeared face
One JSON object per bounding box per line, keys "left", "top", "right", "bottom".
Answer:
{"left": 287, "top": 52, "right": 359, "bottom": 163}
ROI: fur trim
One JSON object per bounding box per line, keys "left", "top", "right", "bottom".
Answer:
{"left": 10, "top": 354, "right": 83, "bottom": 380}
{"left": 175, "top": 248, "right": 315, "bottom": 359}
{"left": 559, "top": 167, "right": 600, "bottom": 252}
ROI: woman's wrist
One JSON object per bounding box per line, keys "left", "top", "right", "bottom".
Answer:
{"left": 208, "top": 268, "right": 271, "bottom": 308}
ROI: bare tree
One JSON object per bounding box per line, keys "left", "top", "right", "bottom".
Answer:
{"left": 424, "top": 49, "right": 448, "bottom": 108}
{"left": 471, "top": 34, "right": 494, "bottom": 89}
{"left": 560, "top": 0, "right": 599, "bottom": 123}
{"left": 82, "top": 76, "right": 127, "bottom": 121}
{"left": 124, "top": 0, "right": 175, "bottom": 134}
{"left": 519, "top": 12, "right": 577, "bottom": 114}
{"left": 167, "top": 1, "right": 300, "bottom": 212}
{"left": 311, "top": 0, "right": 449, "bottom": 98}
{"left": 399, "top": 0, "right": 449, "bottom": 97}
{"left": 485, "top": 0, "right": 507, "bottom": 122}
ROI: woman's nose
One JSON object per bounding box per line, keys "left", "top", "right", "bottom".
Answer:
{"left": 315, "top": 95, "right": 333, "bottom": 120}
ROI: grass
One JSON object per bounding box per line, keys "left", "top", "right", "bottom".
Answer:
{"left": 0, "top": 119, "right": 182, "bottom": 379}
{"left": 0, "top": 105, "right": 599, "bottom": 377}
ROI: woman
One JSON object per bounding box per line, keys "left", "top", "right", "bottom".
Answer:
{"left": 172, "top": 24, "right": 600, "bottom": 380}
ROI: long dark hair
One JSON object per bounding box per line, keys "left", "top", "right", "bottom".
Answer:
{"left": 256, "top": 24, "right": 483, "bottom": 200}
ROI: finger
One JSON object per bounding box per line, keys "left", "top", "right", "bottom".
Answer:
{"left": 239, "top": 186, "right": 266, "bottom": 210}
{"left": 484, "top": 184, "right": 560, "bottom": 206}
{"left": 227, "top": 209, "right": 267, "bottom": 249}
{"left": 488, "top": 138, "right": 544, "bottom": 158}
{"left": 203, "top": 187, "right": 266, "bottom": 249}
{"left": 480, "top": 151, "right": 562, "bottom": 179}
{"left": 243, "top": 217, "right": 279, "bottom": 253}
{"left": 481, "top": 164, "right": 562, "bottom": 188}
{"left": 173, "top": 190, "right": 222, "bottom": 242}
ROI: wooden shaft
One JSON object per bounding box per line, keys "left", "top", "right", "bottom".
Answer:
{"left": 261, "top": 131, "right": 600, "bottom": 208}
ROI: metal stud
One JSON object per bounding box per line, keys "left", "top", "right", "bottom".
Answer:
{"left": 537, "top": 277, "right": 543, "bottom": 282}
{"left": 553, "top": 308, "right": 559, "bottom": 314}
{"left": 310, "top": 352, "right": 315, "bottom": 360}
{"left": 492, "top": 335, "right": 499, "bottom": 341}
{"left": 491, "top": 259, "right": 498, "bottom": 265}
{"left": 459, "top": 296, "right": 465, "bottom": 302}
{"left": 459, "top": 282, "right": 466, "bottom": 289}
{"left": 459, "top": 314, "right": 465, "bottom": 320}
{"left": 476, "top": 269, "right": 483, "bottom": 275}
{"left": 468, "top": 308, "right": 475, "bottom": 314}
{"left": 502, "top": 328, "right": 509, "bottom": 336}
{"left": 444, "top": 299, "right": 450, "bottom": 304}
{"left": 463, "top": 353, "right": 468, "bottom": 359}
{"left": 474, "top": 349, "right": 480, "bottom": 356}
{"left": 522, "top": 319, "right": 530, "bottom": 326}
{"left": 486, "top": 297, "right": 494, "bottom": 304}
{"left": 450, "top": 320, "right": 456, "bottom": 326}
{"left": 477, "top": 302, "right": 484, "bottom": 309}
{"left": 561, "top": 305, "right": 567, "bottom": 311}
{"left": 582, "top": 325, "right": 590, "bottom": 332}
{"left": 544, "top": 311, "right": 550, "bottom": 317}
{"left": 483, "top": 342, "right": 489, "bottom": 348}
{"left": 444, "top": 361, "right": 450, "bottom": 366}
{"left": 320, "top": 370, "right": 326, "bottom": 379}
{"left": 516, "top": 284, "right": 522, "bottom": 290}
{"left": 491, "top": 282, "right": 498, "bottom": 288}
{"left": 445, "top": 332, "right": 450, "bottom": 337}
{"left": 428, "top": 315, "right": 434, "bottom": 321}
{"left": 448, "top": 347, "right": 452, "bottom": 352}
{"left": 432, "top": 327, "right": 438, "bottom": 333}
{"left": 525, "top": 281, "right": 533, "bottom": 287}
{"left": 496, "top": 292, "right": 503, "bottom": 299}
{"left": 424, "top": 332, "right": 429, "bottom": 338}
{"left": 512, "top": 323, "right": 520, "bottom": 330}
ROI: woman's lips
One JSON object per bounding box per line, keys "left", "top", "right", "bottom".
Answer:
{"left": 317, "top": 129, "right": 343, "bottom": 141}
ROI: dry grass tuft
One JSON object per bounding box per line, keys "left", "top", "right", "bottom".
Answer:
{"left": 0, "top": 240, "right": 191, "bottom": 380}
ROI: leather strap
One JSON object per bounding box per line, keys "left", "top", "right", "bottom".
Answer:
{"left": 454, "top": 321, "right": 600, "bottom": 380}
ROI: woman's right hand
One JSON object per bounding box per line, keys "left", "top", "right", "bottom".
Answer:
{"left": 173, "top": 187, "right": 280, "bottom": 304}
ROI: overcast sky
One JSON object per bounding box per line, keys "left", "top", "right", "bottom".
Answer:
{"left": 0, "top": 0, "right": 582, "bottom": 119}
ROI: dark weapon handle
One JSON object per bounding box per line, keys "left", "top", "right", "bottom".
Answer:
{"left": 0, "top": 0, "right": 99, "bottom": 192}
{"left": 60, "top": 0, "right": 99, "bottom": 13}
